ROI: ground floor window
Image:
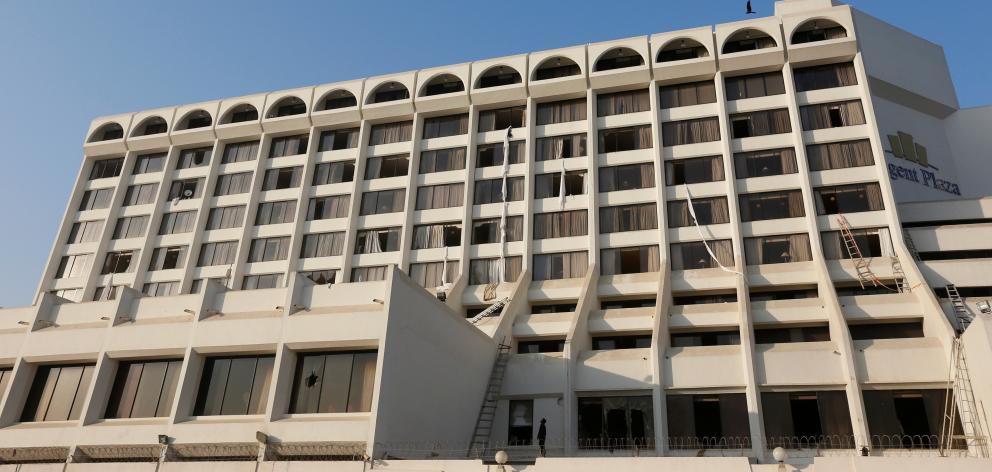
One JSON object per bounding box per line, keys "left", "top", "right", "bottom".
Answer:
{"left": 666, "top": 393, "right": 750, "bottom": 449}
{"left": 508, "top": 399, "right": 534, "bottom": 445}
{"left": 577, "top": 396, "right": 653, "bottom": 449}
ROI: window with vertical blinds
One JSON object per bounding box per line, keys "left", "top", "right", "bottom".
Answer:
{"left": 600, "top": 203, "right": 658, "bottom": 233}
{"left": 221, "top": 140, "right": 260, "bottom": 163}
{"left": 409, "top": 261, "right": 460, "bottom": 288}
{"left": 159, "top": 210, "right": 197, "bottom": 235}
{"left": 21, "top": 364, "right": 96, "bottom": 422}
{"left": 659, "top": 81, "right": 717, "bottom": 108}
{"left": 534, "top": 171, "right": 586, "bottom": 199}
{"left": 419, "top": 147, "right": 466, "bottom": 174}
{"left": 422, "top": 114, "right": 468, "bottom": 139}
{"left": 668, "top": 197, "right": 730, "bottom": 227}
{"left": 300, "top": 232, "right": 346, "bottom": 258}
{"left": 261, "top": 166, "right": 303, "bottom": 190}
{"left": 79, "top": 188, "right": 113, "bottom": 210}
{"left": 352, "top": 265, "right": 389, "bottom": 282}
{"left": 312, "top": 161, "right": 355, "bottom": 185}
{"left": 536, "top": 98, "right": 587, "bottom": 125}
{"left": 123, "top": 183, "right": 158, "bottom": 206}
{"left": 671, "top": 240, "right": 734, "bottom": 270}
{"left": 288, "top": 351, "right": 377, "bottom": 414}
{"left": 113, "top": 215, "right": 149, "bottom": 239}
{"left": 206, "top": 205, "right": 245, "bottom": 230}
{"left": 800, "top": 100, "right": 866, "bottom": 130}
{"left": 354, "top": 227, "right": 402, "bottom": 254}
{"left": 744, "top": 234, "right": 812, "bottom": 265}
{"left": 364, "top": 154, "right": 409, "bottom": 179}
{"left": 533, "top": 251, "right": 588, "bottom": 280}
{"left": 665, "top": 156, "right": 725, "bottom": 185}
{"left": 148, "top": 246, "right": 188, "bottom": 270}
{"left": 729, "top": 109, "right": 792, "bottom": 138}
{"left": 176, "top": 147, "right": 212, "bottom": 169}
{"left": 307, "top": 195, "right": 350, "bottom": 220}
{"left": 105, "top": 359, "right": 182, "bottom": 419}
{"left": 806, "top": 140, "right": 874, "bottom": 171}
{"left": 369, "top": 121, "right": 413, "bottom": 145}
{"left": 214, "top": 172, "right": 253, "bottom": 196}
{"left": 814, "top": 183, "right": 884, "bottom": 214}
{"left": 478, "top": 106, "right": 526, "bottom": 131}
{"left": 317, "top": 128, "right": 359, "bottom": 151}
{"left": 67, "top": 220, "right": 104, "bottom": 243}
{"left": 601, "top": 245, "right": 661, "bottom": 275}
{"left": 739, "top": 190, "right": 806, "bottom": 221}
{"left": 477, "top": 141, "right": 525, "bottom": 167}
{"left": 536, "top": 133, "right": 587, "bottom": 161}
{"left": 472, "top": 216, "right": 524, "bottom": 244}
{"left": 415, "top": 183, "right": 464, "bottom": 210}
{"left": 247, "top": 236, "right": 291, "bottom": 262}
{"left": 599, "top": 125, "right": 652, "bottom": 153}
{"left": 469, "top": 256, "right": 523, "bottom": 285}
{"left": 193, "top": 355, "right": 274, "bottom": 416}
{"left": 597, "top": 89, "right": 650, "bottom": 116}
{"left": 474, "top": 177, "right": 524, "bottom": 204}
{"left": 359, "top": 189, "right": 405, "bottom": 215}
{"left": 412, "top": 223, "right": 462, "bottom": 249}
{"left": 133, "top": 153, "right": 166, "bottom": 174}
{"left": 533, "top": 210, "right": 588, "bottom": 239}
{"left": 269, "top": 134, "right": 309, "bottom": 158}
{"left": 254, "top": 200, "right": 297, "bottom": 225}
{"left": 242, "top": 274, "right": 284, "bottom": 290}
{"left": 662, "top": 117, "right": 721, "bottom": 145}
{"left": 734, "top": 148, "right": 798, "bottom": 178}
{"left": 197, "top": 241, "right": 238, "bottom": 267}
{"left": 793, "top": 62, "right": 858, "bottom": 92}
{"left": 725, "top": 71, "right": 786, "bottom": 100}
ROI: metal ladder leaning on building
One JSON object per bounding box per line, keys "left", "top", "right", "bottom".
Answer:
{"left": 467, "top": 340, "right": 512, "bottom": 458}
{"left": 837, "top": 215, "right": 904, "bottom": 292}
{"left": 940, "top": 284, "right": 989, "bottom": 457}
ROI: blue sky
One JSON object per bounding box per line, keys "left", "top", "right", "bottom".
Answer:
{"left": 0, "top": 0, "right": 988, "bottom": 306}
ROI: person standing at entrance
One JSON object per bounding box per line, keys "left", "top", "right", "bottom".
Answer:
{"left": 537, "top": 418, "right": 547, "bottom": 457}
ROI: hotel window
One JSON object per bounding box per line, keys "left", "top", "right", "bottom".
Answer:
{"left": 78, "top": 188, "right": 113, "bottom": 211}
{"left": 800, "top": 100, "right": 866, "bottom": 130}
{"left": 477, "top": 141, "right": 525, "bottom": 167}
{"left": 242, "top": 273, "right": 284, "bottom": 290}
{"left": 167, "top": 178, "right": 203, "bottom": 200}
{"left": 535, "top": 58, "right": 581, "bottom": 80}
{"left": 577, "top": 396, "right": 654, "bottom": 448}
{"left": 424, "top": 75, "right": 465, "bottom": 95}
{"left": 762, "top": 391, "right": 853, "bottom": 448}
{"left": 214, "top": 172, "right": 253, "bottom": 196}
{"left": 206, "top": 205, "right": 246, "bottom": 230}
{"left": 673, "top": 292, "right": 737, "bottom": 305}
{"left": 142, "top": 281, "right": 179, "bottom": 297}
{"left": 255, "top": 200, "right": 297, "bottom": 225}
{"left": 141, "top": 120, "right": 168, "bottom": 135}
{"left": 474, "top": 177, "right": 524, "bottom": 204}
{"left": 599, "top": 163, "right": 655, "bottom": 192}
{"left": 272, "top": 98, "right": 305, "bottom": 117}
{"left": 533, "top": 251, "right": 588, "bottom": 281}
{"left": 420, "top": 147, "right": 466, "bottom": 174}
{"left": 355, "top": 227, "right": 402, "bottom": 254}
{"left": 55, "top": 254, "right": 92, "bottom": 279}
{"left": 158, "top": 210, "right": 196, "bottom": 235}
{"left": 469, "top": 256, "right": 523, "bottom": 285}
{"left": 352, "top": 265, "right": 389, "bottom": 282}
{"left": 359, "top": 189, "right": 405, "bottom": 215}
{"left": 410, "top": 261, "right": 460, "bottom": 288}
{"left": 662, "top": 117, "right": 721, "bottom": 145}
{"left": 723, "top": 31, "right": 777, "bottom": 53}
{"left": 90, "top": 157, "right": 124, "bottom": 180}
{"left": 197, "top": 241, "right": 238, "bottom": 266}
{"left": 289, "top": 351, "right": 378, "bottom": 414}
{"left": 412, "top": 223, "right": 462, "bottom": 249}
{"left": 849, "top": 321, "right": 924, "bottom": 340}
{"left": 369, "top": 121, "right": 413, "bottom": 145}
{"left": 536, "top": 98, "right": 587, "bottom": 125}
{"left": 123, "top": 183, "right": 158, "bottom": 206}
{"left": 659, "top": 80, "right": 717, "bottom": 108}
{"left": 312, "top": 161, "right": 355, "bottom": 185}
{"left": 472, "top": 216, "right": 523, "bottom": 244}
{"left": 668, "top": 197, "right": 730, "bottom": 227}
{"left": 533, "top": 303, "right": 578, "bottom": 314}
{"left": 67, "top": 220, "right": 103, "bottom": 244}
{"left": 671, "top": 240, "right": 733, "bottom": 270}
{"left": 148, "top": 246, "right": 188, "bottom": 270}
{"left": 176, "top": 146, "right": 212, "bottom": 169}
{"left": 301, "top": 270, "right": 338, "bottom": 285}
{"left": 101, "top": 250, "right": 139, "bottom": 274}
{"left": 725, "top": 71, "right": 786, "bottom": 101}
{"left": 323, "top": 93, "right": 357, "bottom": 110}
{"left": 666, "top": 394, "right": 750, "bottom": 449}
{"left": 739, "top": 190, "right": 805, "bottom": 221}
{"left": 221, "top": 140, "right": 260, "bottom": 163}
{"left": 269, "top": 134, "right": 309, "bottom": 158}
{"left": 533, "top": 210, "right": 588, "bottom": 239}
{"left": 821, "top": 227, "right": 892, "bottom": 259}
{"left": 479, "top": 67, "right": 521, "bottom": 88}
{"left": 806, "top": 139, "right": 874, "bottom": 171}
{"left": 416, "top": 182, "right": 464, "bottom": 210}
{"left": 112, "top": 215, "right": 149, "bottom": 239}
{"left": 21, "top": 364, "right": 95, "bottom": 422}
{"left": 247, "top": 236, "right": 291, "bottom": 262}
{"left": 600, "top": 298, "right": 655, "bottom": 309}
{"left": 478, "top": 106, "right": 526, "bottom": 131}
{"left": 601, "top": 245, "right": 661, "bottom": 275}
{"left": 228, "top": 106, "right": 258, "bottom": 123}
{"left": 536, "top": 133, "right": 587, "bottom": 161}
{"left": 189, "top": 277, "right": 230, "bottom": 293}
{"left": 792, "top": 23, "right": 848, "bottom": 44}
{"left": 193, "top": 355, "right": 274, "bottom": 416}
{"left": 534, "top": 170, "right": 586, "bottom": 199}
{"left": 307, "top": 195, "right": 350, "bottom": 220}
{"left": 671, "top": 329, "right": 741, "bottom": 347}
{"left": 729, "top": 109, "right": 792, "bottom": 138}
{"left": 734, "top": 148, "right": 798, "bottom": 178}
{"left": 423, "top": 113, "right": 468, "bottom": 139}
{"left": 133, "top": 153, "right": 165, "bottom": 174}
{"left": 597, "top": 89, "right": 650, "bottom": 116}
{"left": 365, "top": 154, "right": 409, "bottom": 179}
{"left": 863, "top": 389, "right": 958, "bottom": 449}
{"left": 814, "top": 183, "right": 884, "bottom": 214}
{"left": 300, "top": 232, "right": 345, "bottom": 258}
{"left": 518, "top": 340, "right": 563, "bottom": 354}
{"left": 599, "top": 125, "right": 652, "bottom": 153}
{"left": 755, "top": 325, "right": 830, "bottom": 344}
{"left": 664, "top": 155, "right": 724, "bottom": 185}
{"left": 744, "top": 234, "right": 812, "bottom": 265}
{"left": 600, "top": 203, "right": 658, "bottom": 233}
{"left": 750, "top": 287, "right": 818, "bottom": 301}
{"left": 793, "top": 62, "right": 858, "bottom": 92}
{"left": 317, "top": 128, "right": 359, "bottom": 151}
{"left": 592, "top": 334, "right": 651, "bottom": 350}
{"left": 262, "top": 166, "right": 303, "bottom": 190}
{"left": 105, "top": 359, "right": 182, "bottom": 419}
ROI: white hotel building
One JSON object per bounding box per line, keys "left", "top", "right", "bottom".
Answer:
{"left": 2, "top": 0, "right": 992, "bottom": 470}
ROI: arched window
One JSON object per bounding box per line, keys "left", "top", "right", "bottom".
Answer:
{"left": 89, "top": 122, "right": 123, "bottom": 142}
{"left": 792, "top": 19, "right": 848, "bottom": 44}
{"left": 422, "top": 74, "right": 465, "bottom": 96}
{"left": 369, "top": 82, "right": 410, "bottom": 104}
{"left": 722, "top": 29, "right": 777, "bottom": 54}
{"left": 134, "top": 117, "right": 167, "bottom": 136}
{"left": 595, "top": 47, "right": 644, "bottom": 72}
{"left": 267, "top": 96, "right": 306, "bottom": 118}
{"left": 477, "top": 66, "right": 522, "bottom": 88}
{"left": 319, "top": 90, "right": 358, "bottom": 111}
{"left": 657, "top": 38, "right": 710, "bottom": 63}
{"left": 179, "top": 110, "right": 212, "bottom": 130}
{"left": 223, "top": 104, "right": 259, "bottom": 124}
{"left": 534, "top": 57, "right": 581, "bottom": 80}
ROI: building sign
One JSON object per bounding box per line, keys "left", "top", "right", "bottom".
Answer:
{"left": 885, "top": 131, "right": 960, "bottom": 195}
